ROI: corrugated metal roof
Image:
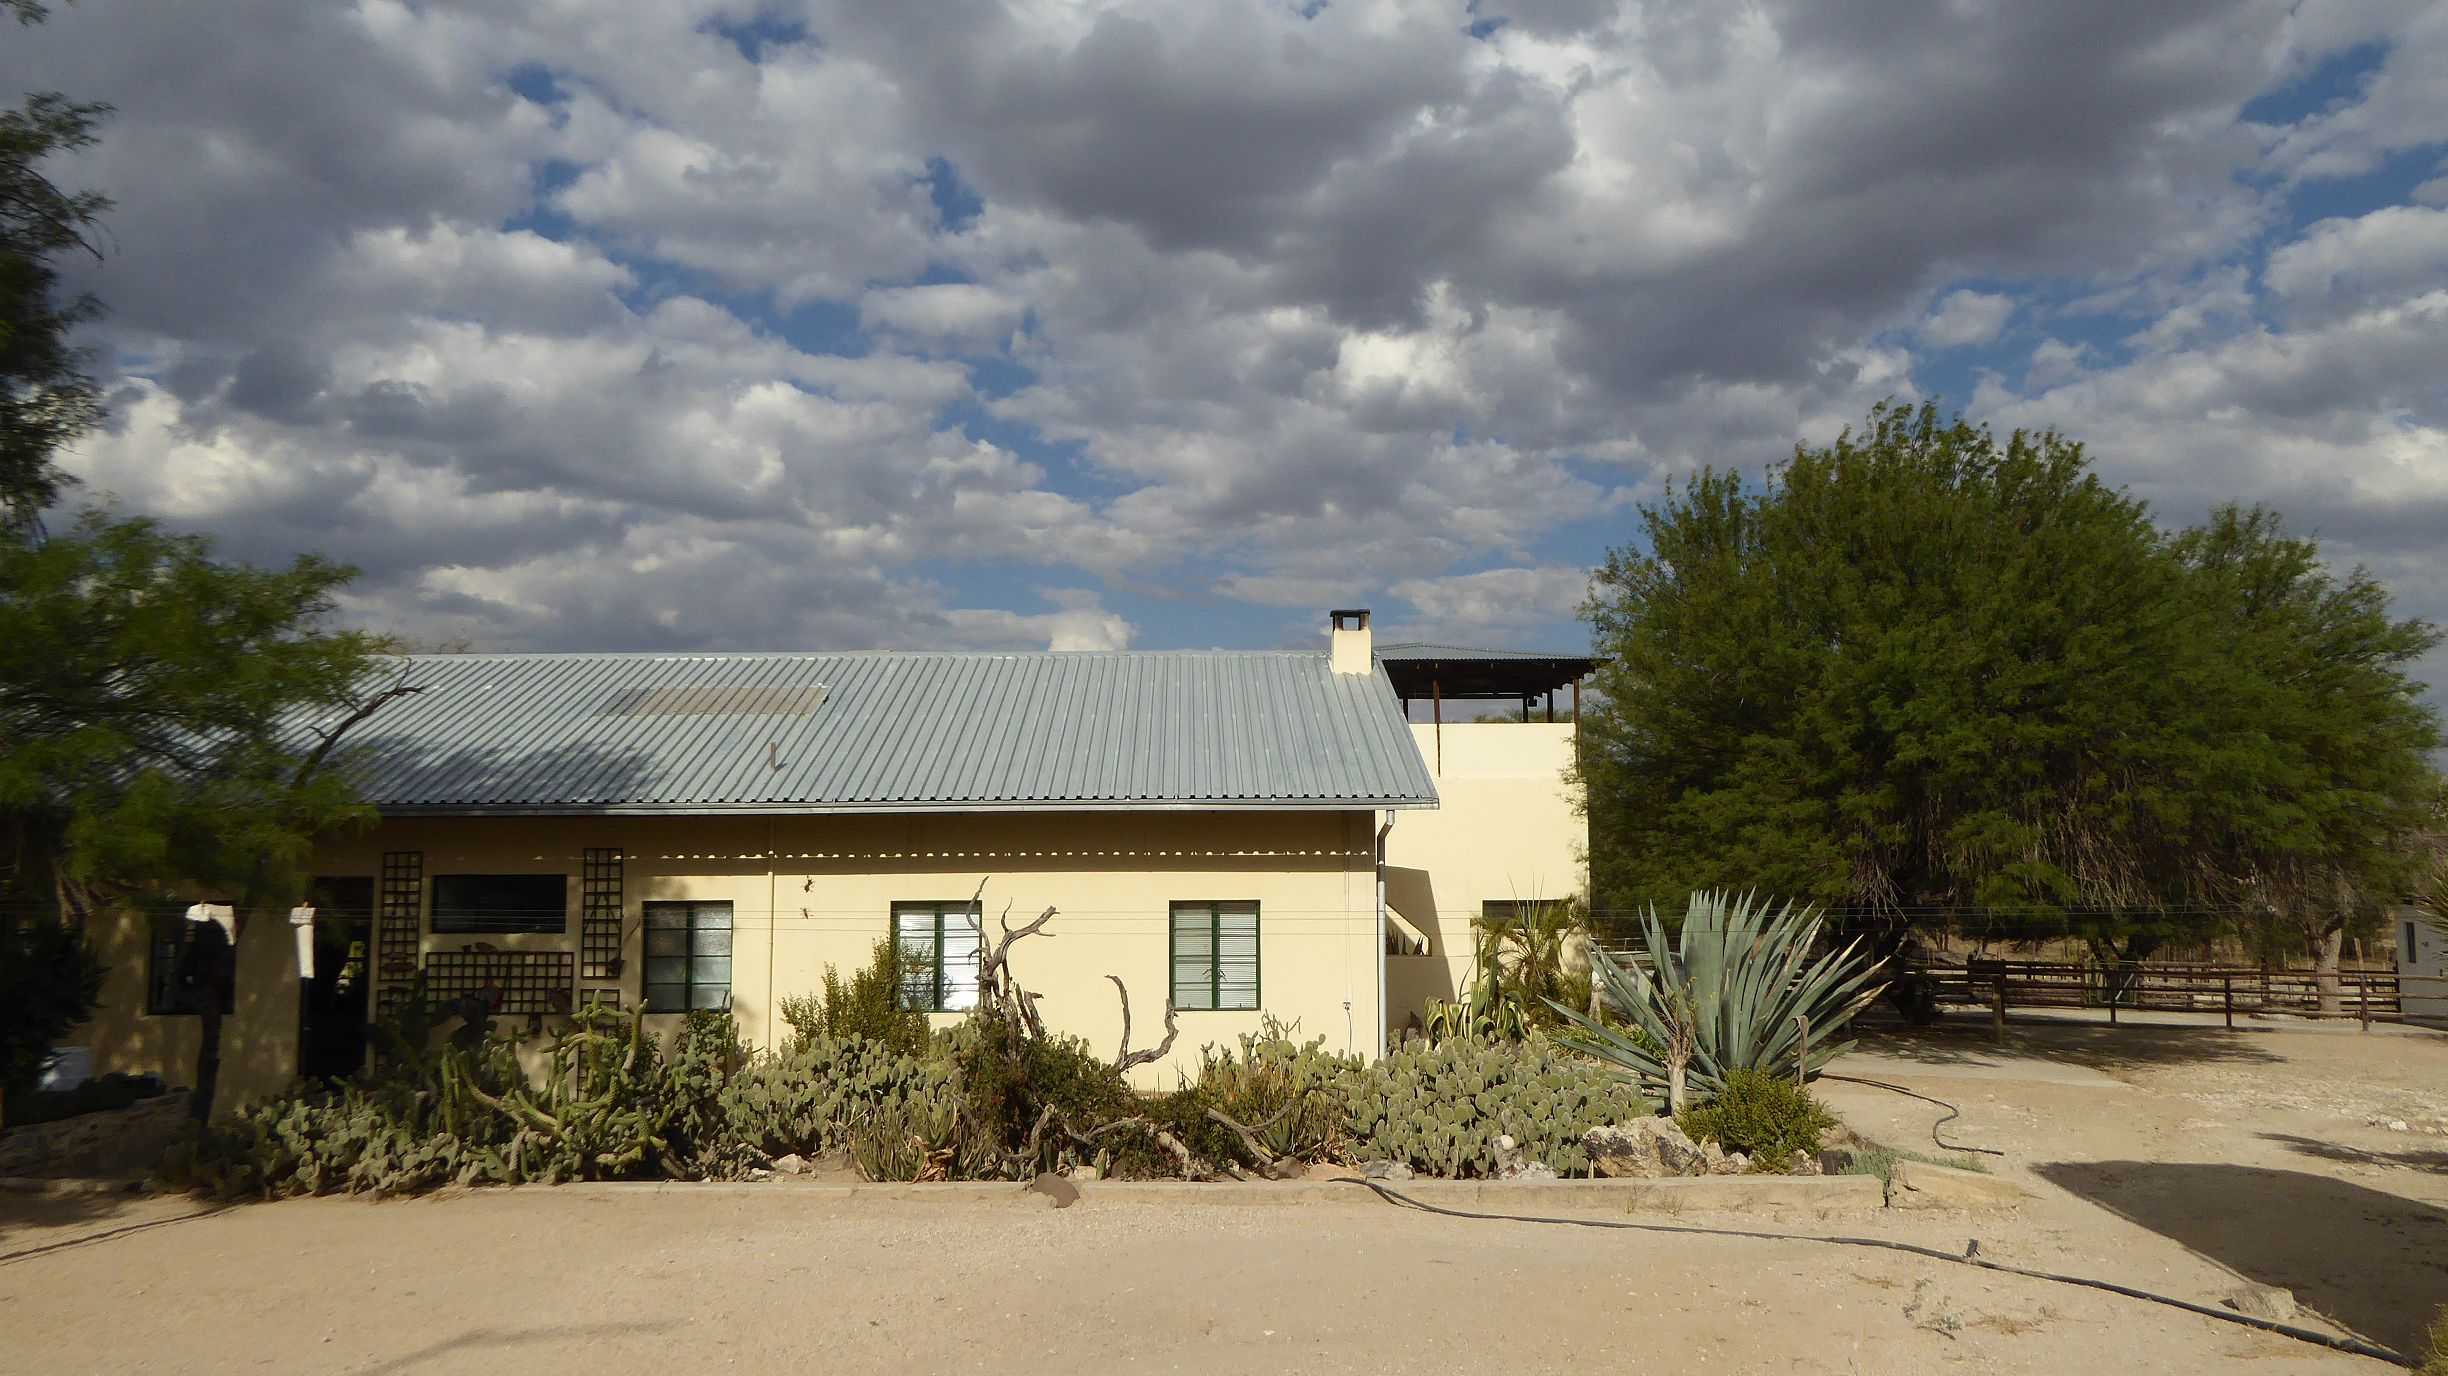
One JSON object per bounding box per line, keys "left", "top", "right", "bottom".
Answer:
{"left": 321, "top": 652, "right": 1438, "bottom": 814}
{"left": 1375, "top": 641, "right": 1593, "bottom": 662}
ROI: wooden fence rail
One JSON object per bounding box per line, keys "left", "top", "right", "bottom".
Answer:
{"left": 1931, "top": 957, "right": 2424, "bottom": 1027}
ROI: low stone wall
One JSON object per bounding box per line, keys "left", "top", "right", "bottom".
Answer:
{"left": 0, "top": 1092, "right": 189, "bottom": 1181}
{"left": 567, "top": 1172, "right": 1947, "bottom": 1215}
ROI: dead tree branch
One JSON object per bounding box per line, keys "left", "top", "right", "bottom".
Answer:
{"left": 1107, "top": 974, "right": 1180, "bottom": 1071}
{"left": 290, "top": 668, "right": 427, "bottom": 790}
{"left": 1083, "top": 1115, "right": 1198, "bottom": 1176}
{"left": 973, "top": 878, "right": 1057, "bottom": 1042}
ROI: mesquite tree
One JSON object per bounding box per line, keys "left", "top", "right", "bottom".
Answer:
{"left": 1577, "top": 402, "right": 2442, "bottom": 968}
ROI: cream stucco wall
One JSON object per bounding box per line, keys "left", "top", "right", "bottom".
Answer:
{"left": 81, "top": 809, "right": 1383, "bottom": 1102}
{"left": 80, "top": 904, "right": 305, "bottom": 1109}
{"left": 1381, "top": 721, "right": 1586, "bottom": 1032}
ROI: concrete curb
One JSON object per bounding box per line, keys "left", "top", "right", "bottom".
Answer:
{"left": 1884, "top": 1160, "right": 2031, "bottom": 1210}
{"left": 556, "top": 1173, "right": 1897, "bottom": 1215}
{"left": 0, "top": 1175, "right": 150, "bottom": 1197}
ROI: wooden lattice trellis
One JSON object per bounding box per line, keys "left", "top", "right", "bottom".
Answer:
{"left": 375, "top": 850, "right": 423, "bottom": 1010}
{"left": 580, "top": 847, "right": 624, "bottom": 980}
{"left": 420, "top": 949, "right": 578, "bottom": 1016}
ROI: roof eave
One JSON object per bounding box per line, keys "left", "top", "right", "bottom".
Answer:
{"left": 374, "top": 796, "right": 1440, "bottom": 818}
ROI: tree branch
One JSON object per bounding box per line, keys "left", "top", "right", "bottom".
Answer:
{"left": 289, "top": 668, "right": 426, "bottom": 790}
{"left": 1107, "top": 974, "right": 1179, "bottom": 1071}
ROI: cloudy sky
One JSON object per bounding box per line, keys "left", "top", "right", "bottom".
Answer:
{"left": 10, "top": 1, "right": 2446, "bottom": 686}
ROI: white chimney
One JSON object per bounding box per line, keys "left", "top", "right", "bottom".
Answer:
{"left": 1329, "top": 608, "right": 1372, "bottom": 675}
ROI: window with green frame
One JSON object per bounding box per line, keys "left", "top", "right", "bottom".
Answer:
{"left": 1170, "top": 901, "right": 1259, "bottom": 1011}
{"left": 643, "top": 901, "right": 732, "bottom": 1012}
{"left": 892, "top": 901, "right": 981, "bottom": 1011}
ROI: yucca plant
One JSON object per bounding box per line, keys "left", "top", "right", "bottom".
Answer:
{"left": 1551, "top": 891, "right": 1885, "bottom": 1112}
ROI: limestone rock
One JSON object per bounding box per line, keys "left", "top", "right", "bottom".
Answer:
{"left": 2221, "top": 1284, "right": 2298, "bottom": 1323}
{"left": 1026, "top": 1172, "right": 1081, "bottom": 1208}
{"left": 1360, "top": 1160, "right": 1416, "bottom": 1181}
{"left": 1586, "top": 1119, "right": 1709, "bottom": 1179}
{"left": 771, "top": 1153, "right": 808, "bottom": 1176}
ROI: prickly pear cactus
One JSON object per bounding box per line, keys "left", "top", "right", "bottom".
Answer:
{"left": 1338, "top": 1037, "right": 1656, "bottom": 1178}
{"left": 714, "top": 1033, "right": 959, "bottom": 1169}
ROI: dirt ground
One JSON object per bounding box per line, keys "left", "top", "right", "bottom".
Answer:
{"left": 4, "top": 1011, "right": 2445, "bottom": 1376}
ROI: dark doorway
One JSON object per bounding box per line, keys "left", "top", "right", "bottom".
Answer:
{"left": 301, "top": 876, "right": 375, "bottom": 1081}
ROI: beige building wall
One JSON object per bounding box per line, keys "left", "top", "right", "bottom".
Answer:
{"left": 79, "top": 905, "right": 306, "bottom": 1110}
{"left": 81, "top": 809, "right": 1383, "bottom": 1102}
{"left": 1381, "top": 722, "right": 1586, "bottom": 1032}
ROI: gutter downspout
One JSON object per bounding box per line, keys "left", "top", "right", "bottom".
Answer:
{"left": 766, "top": 815, "right": 779, "bottom": 1053}
{"left": 1376, "top": 811, "right": 1395, "bottom": 1060}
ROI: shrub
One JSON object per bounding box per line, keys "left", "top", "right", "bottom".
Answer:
{"left": 779, "top": 938, "right": 932, "bottom": 1058}
{"left": 1836, "top": 1143, "right": 1988, "bottom": 1186}
{"left": 169, "top": 1003, "right": 750, "bottom": 1197}
{"left": 0, "top": 917, "right": 105, "bottom": 1099}
{"left": 1676, "top": 1069, "right": 1835, "bottom": 1171}
{"left": 3, "top": 1071, "right": 165, "bottom": 1128}
{"left": 939, "top": 1011, "right": 1162, "bottom": 1177}
{"left": 848, "top": 1094, "right": 979, "bottom": 1182}
{"left": 1340, "top": 1037, "right": 1654, "bottom": 1178}
{"left": 1555, "top": 890, "right": 1884, "bottom": 1110}
{"left": 2419, "top": 1304, "right": 2448, "bottom": 1376}
{"left": 1424, "top": 897, "right": 1592, "bottom": 1043}
{"left": 1162, "top": 1021, "right": 1355, "bottom": 1169}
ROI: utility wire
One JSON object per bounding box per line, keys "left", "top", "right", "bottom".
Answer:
{"left": 1339, "top": 1178, "right": 2412, "bottom": 1368}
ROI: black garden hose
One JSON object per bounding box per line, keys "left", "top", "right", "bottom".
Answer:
{"left": 1816, "top": 1072, "right": 2006, "bottom": 1157}
{"left": 1339, "top": 1177, "right": 2411, "bottom": 1368}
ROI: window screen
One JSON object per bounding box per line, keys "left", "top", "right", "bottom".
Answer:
{"left": 643, "top": 901, "right": 732, "bottom": 1012}
{"left": 893, "top": 902, "right": 981, "bottom": 1012}
{"left": 430, "top": 873, "right": 568, "bottom": 934}
{"left": 1171, "top": 901, "right": 1259, "bottom": 1011}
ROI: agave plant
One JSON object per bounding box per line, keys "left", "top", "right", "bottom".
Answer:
{"left": 1550, "top": 891, "right": 1885, "bottom": 1111}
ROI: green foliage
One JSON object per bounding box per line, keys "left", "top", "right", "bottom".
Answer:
{"left": 169, "top": 1002, "right": 750, "bottom": 1198}
{"left": 939, "top": 1011, "right": 1155, "bottom": 1178}
{"left": 0, "top": 511, "right": 391, "bottom": 906}
{"left": 1162, "top": 1021, "right": 1355, "bottom": 1169}
{"left": 1577, "top": 401, "right": 2443, "bottom": 955}
{"left": 2174, "top": 507, "right": 2445, "bottom": 952}
{"left": 1340, "top": 1036, "right": 1655, "bottom": 1178}
{"left": 1555, "top": 891, "right": 1884, "bottom": 1104}
{"left": 2, "top": 1069, "right": 160, "bottom": 1127}
{"left": 2, "top": 12, "right": 113, "bottom": 521}
{"left": 848, "top": 1095, "right": 976, "bottom": 1182}
{"left": 1837, "top": 1142, "right": 1987, "bottom": 1186}
{"left": 1676, "top": 1069, "right": 1835, "bottom": 1172}
{"left": 778, "top": 937, "right": 932, "bottom": 1058}
{"left": 715, "top": 1032, "right": 960, "bottom": 1171}
{"left": 0, "top": 916, "right": 101, "bottom": 1096}
{"left": 2417, "top": 1304, "right": 2448, "bottom": 1376}
{"left": 1423, "top": 898, "right": 1592, "bottom": 1043}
